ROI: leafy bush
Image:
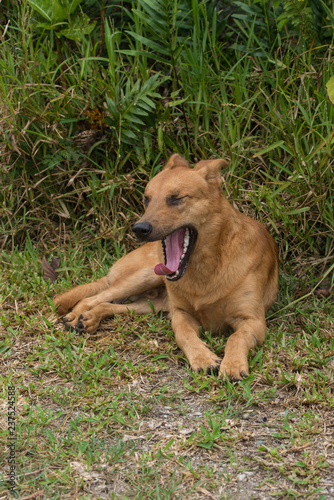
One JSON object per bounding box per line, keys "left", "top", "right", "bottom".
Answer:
{"left": 0, "top": 0, "right": 333, "bottom": 278}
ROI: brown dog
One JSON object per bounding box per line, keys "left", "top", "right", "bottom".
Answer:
{"left": 54, "top": 154, "right": 278, "bottom": 379}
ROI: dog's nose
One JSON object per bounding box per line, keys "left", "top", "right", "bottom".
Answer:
{"left": 132, "top": 222, "right": 153, "bottom": 240}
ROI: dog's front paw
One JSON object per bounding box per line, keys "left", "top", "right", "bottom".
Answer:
{"left": 189, "top": 348, "right": 221, "bottom": 373}
{"left": 219, "top": 357, "right": 249, "bottom": 381}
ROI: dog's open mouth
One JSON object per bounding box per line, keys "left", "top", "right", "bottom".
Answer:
{"left": 154, "top": 227, "right": 197, "bottom": 281}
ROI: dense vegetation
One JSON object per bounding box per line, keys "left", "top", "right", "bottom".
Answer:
{"left": 0, "top": 0, "right": 333, "bottom": 281}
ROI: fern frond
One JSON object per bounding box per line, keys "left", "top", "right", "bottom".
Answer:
{"left": 124, "top": 0, "right": 193, "bottom": 67}
{"left": 105, "top": 73, "right": 169, "bottom": 145}
{"left": 278, "top": 0, "right": 317, "bottom": 42}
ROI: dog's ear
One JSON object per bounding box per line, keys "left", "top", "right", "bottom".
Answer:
{"left": 194, "top": 159, "right": 229, "bottom": 184}
{"left": 163, "top": 154, "right": 191, "bottom": 170}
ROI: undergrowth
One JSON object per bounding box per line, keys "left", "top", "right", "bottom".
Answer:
{"left": 0, "top": 0, "right": 333, "bottom": 279}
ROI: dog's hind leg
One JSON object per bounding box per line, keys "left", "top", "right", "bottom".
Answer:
{"left": 61, "top": 268, "right": 165, "bottom": 330}
{"left": 54, "top": 277, "right": 109, "bottom": 316}
{"left": 71, "top": 294, "right": 168, "bottom": 334}
{"left": 54, "top": 242, "right": 161, "bottom": 316}
{"left": 55, "top": 242, "right": 165, "bottom": 331}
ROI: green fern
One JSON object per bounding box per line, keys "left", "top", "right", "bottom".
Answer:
{"left": 105, "top": 73, "right": 169, "bottom": 145}
{"left": 277, "top": 0, "right": 317, "bottom": 42}
{"left": 122, "top": 0, "right": 193, "bottom": 72}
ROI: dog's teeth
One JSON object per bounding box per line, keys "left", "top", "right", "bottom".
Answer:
{"left": 175, "top": 270, "right": 179, "bottom": 276}
{"left": 184, "top": 229, "right": 189, "bottom": 247}
{"left": 183, "top": 229, "right": 190, "bottom": 253}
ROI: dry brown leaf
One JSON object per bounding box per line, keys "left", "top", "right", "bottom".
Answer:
{"left": 41, "top": 256, "right": 61, "bottom": 283}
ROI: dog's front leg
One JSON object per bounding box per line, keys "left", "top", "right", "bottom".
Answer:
{"left": 172, "top": 309, "right": 221, "bottom": 373}
{"left": 219, "top": 317, "right": 266, "bottom": 380}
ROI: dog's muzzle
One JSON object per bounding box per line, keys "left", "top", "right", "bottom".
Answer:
{"left": 132, "top": 222, "right": 153, "bottom": 241}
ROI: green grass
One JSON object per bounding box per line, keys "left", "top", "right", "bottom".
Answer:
{"left": 0, "top": 0, "right": 333, "bottom": 265}
{"left": 1, "top": 0, "right": 334, "bottom": 498}
{"left": 1, "top": 244, "right": 333, "bottom": 499}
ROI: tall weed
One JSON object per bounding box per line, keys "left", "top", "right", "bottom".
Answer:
{"left": 0, "top": 0, "right": 333, "bottom": 277}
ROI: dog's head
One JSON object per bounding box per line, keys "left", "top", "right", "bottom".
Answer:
{"left": 133, "top": 154, "right": 229, "bottom": 281}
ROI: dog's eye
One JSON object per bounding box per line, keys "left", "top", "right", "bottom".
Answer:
{"left": 167, "top": 195, "right": 188, "bottom": 206}
{"left": 143, "top": 196, "right": 150, "bottom": 207}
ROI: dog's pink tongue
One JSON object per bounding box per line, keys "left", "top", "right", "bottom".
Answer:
{"left": 154, "top": 228, "right": 185, "bottom": 276}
